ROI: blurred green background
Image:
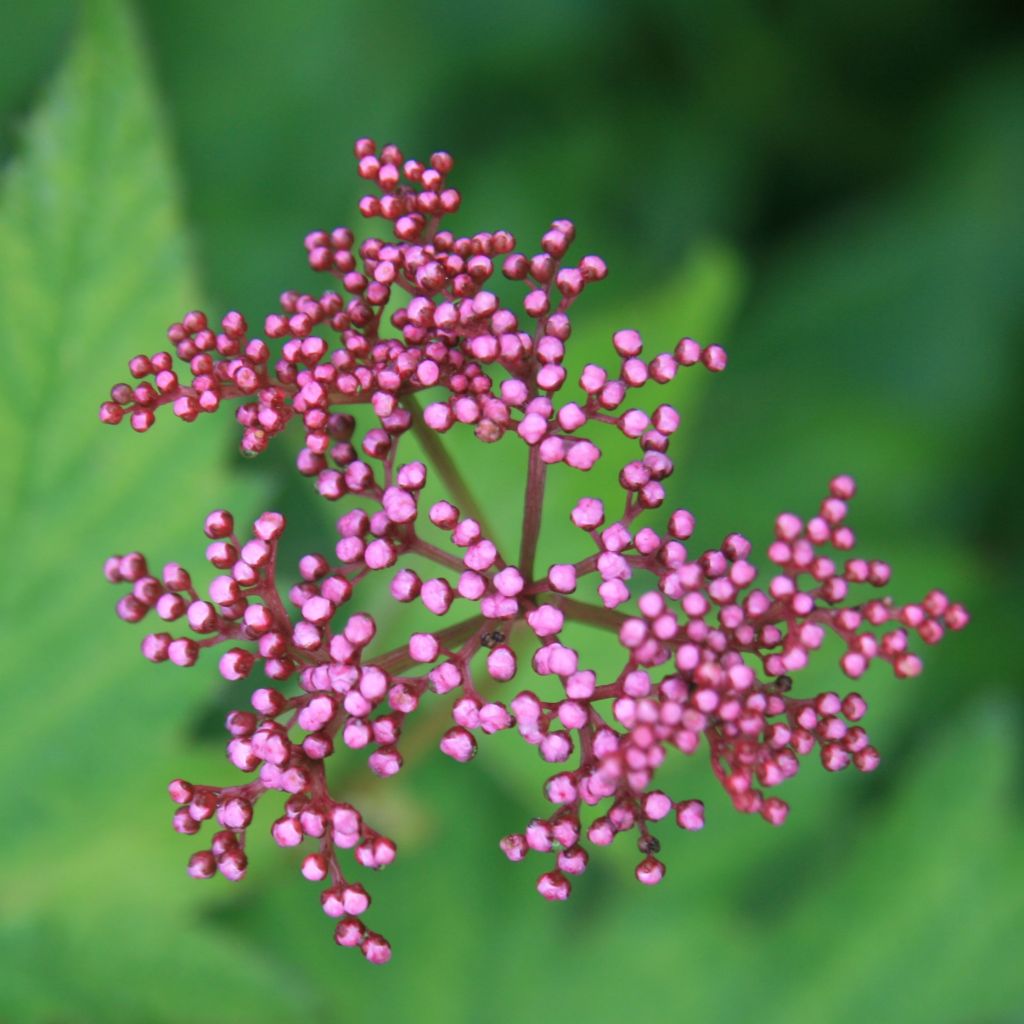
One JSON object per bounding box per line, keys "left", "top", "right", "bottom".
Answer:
{"left": 1, "top": 1, "right": 1021, "bottom": 1022}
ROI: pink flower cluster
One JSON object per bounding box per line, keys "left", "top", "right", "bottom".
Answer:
{"left": 101, "top": 139, "right": 968, "bottom": 963}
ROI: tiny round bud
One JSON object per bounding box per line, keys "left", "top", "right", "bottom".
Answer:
{"left": 635, "top": 856, "right": 666, "bottom": 885}
{"left": 188, "top": 851, "right": 217, "bottom": 879}
{"left": 536, "top": 870, "right": 571, "bottom": 901}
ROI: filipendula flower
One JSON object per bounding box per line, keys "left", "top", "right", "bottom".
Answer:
{"left": 101, "top": 139, "right": 969, "bottom": 963}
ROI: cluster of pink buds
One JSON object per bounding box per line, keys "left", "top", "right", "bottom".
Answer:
{"left": 101, "top": 139, "right": 968, "bottom": 963}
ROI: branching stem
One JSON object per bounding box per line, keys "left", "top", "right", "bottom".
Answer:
{"left": 518, "top": 446, "right": 547, "bottom": 583}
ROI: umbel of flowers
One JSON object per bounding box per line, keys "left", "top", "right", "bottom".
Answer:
{"left": 101, "top": 139, "right": 968, "bottom": 964}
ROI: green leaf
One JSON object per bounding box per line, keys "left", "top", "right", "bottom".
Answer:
{"left": 0, "top": 3, "right": 298, "bottom": 1020}
{"left": 768, "top": 705, "right": 1024, "bottom": 1024}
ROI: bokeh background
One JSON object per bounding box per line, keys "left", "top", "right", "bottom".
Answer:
{"left": 2, "top": 2, "right": 1022, "bottom": 1022}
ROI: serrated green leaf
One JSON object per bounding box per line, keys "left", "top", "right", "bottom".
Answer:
{"left": 0, "top": 3, "right": 297, "bottom": 1020}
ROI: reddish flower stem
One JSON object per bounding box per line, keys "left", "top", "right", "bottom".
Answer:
{"left": 371, "top": 614, "right": 486, "bottom": 675}
{"left": 518, "top": 446, "right": 547, "bottom": 585}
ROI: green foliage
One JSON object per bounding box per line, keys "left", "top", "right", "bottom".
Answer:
{"left": 0, "top": 2, "right": 1020, "bottom": 1022}
{"left": 0, "top": 4, "right": 293, "bottom": 1021}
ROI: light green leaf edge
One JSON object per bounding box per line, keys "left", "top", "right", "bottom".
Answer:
{"left": 0, "top": 3, "right": 299, "bottom": 1020}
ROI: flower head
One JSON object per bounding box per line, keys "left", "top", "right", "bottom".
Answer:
{"left": 102, "top": 139, "right": 968, "bottom": 962}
